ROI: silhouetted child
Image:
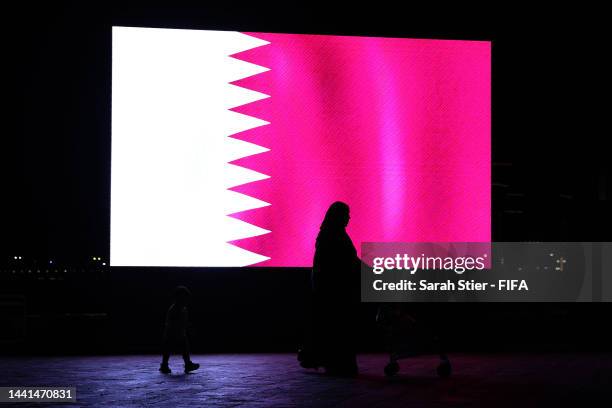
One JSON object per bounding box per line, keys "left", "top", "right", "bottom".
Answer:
{"left": 159, "top": 285, "right": 200, "bottom": 374}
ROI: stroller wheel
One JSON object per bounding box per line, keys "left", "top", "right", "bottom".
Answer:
{"left": 436, "top": 361, "right": 452, "bottom": 378}
{"left": 384, "top": 361, "right": 400, "bottom": 376}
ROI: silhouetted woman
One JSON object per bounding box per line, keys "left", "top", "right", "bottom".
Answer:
{"left": 301, "top": 201, "right": 361, "bottom": 376}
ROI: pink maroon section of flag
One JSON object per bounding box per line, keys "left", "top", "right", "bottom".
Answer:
{"left": 228, "top": 32, "right": 491, "bottom": 267}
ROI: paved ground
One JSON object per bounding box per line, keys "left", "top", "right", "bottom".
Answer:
{"left": 1, "top": 353, "right": 611, "bottom": 407}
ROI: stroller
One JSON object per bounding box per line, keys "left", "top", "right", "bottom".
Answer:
{"left": 376, "top": 304, "right": 452, "bottom": 377}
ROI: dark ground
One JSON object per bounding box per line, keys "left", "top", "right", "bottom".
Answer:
{"left": 1, "top": 353, "right": 611, "bottom": 407}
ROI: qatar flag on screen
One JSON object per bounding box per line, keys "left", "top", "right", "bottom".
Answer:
{"left": 111, "top": 27, "right": 490, "bottom": 267}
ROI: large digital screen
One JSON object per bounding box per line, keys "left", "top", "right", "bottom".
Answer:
{"left": 111, "top": 27, "right": 490, "bottom": 267}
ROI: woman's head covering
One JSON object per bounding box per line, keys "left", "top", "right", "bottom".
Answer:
{"left": 320, "top": 201, "right": 350, "bottom": 231}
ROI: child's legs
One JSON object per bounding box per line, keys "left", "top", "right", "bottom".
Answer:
{"left": 161, "top": 331, "right": 191, "bottom": 365}
{"left": 181, "top": 335, "right": 191, "bottom": 363}
{"left": 161, "top": 335, "right": 171, "bottom": 365}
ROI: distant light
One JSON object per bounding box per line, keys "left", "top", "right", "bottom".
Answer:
{"left": 49, "top": 260, "right": 53, "bottom": 264}
{"left": 14, "top": 256, "right": 17, "bottom": 260}
{"left": 92, "top": 256, "right": 96, "bottom": 261}
{"left": 102, "top": 262, "right": 106, "bottom": 266}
